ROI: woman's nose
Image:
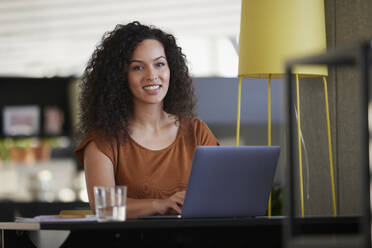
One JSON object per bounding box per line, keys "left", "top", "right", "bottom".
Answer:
{"left": 146, "top": 67, "right": 158, "bottom": 82}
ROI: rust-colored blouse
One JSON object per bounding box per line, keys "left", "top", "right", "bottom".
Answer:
{"left": 75, "top": 118, "right": 219, "bottom": 199}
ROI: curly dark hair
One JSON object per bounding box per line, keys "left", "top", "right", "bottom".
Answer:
{"left": 78, "top": 21, "right": 196, "bottom": 142}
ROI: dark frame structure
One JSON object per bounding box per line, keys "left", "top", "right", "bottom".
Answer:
{"left": 0, "top": 77, "right": 76, "bottom": 138}
{"left": 284, "top": 41, "right": 372, "bottom": 248}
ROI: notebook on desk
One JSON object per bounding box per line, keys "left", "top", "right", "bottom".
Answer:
{"left": 138, "top": 145, "right": 280, "bottom": 219}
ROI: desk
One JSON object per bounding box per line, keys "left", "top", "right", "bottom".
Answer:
{"left": 0, "top": 201, "right": 90, "bottom": 221}
{"left": 0, "top": 216, "right": 359, "bottom": 248}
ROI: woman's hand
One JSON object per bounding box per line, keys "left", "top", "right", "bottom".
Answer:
{"left": 152, "top": 191, "right": 186, "bottom": 215}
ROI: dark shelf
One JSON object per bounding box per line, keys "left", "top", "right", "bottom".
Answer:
{"left": 0, "top": 76, "right": 76, "bottom": 138}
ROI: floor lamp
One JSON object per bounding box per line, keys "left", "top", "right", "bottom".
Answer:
{"left": 237, "top": 0, "right": 336, "bottom": 217}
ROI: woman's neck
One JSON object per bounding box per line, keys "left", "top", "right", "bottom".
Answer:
{"left": 131, "top": 103, "right": 168, "bottom": 132}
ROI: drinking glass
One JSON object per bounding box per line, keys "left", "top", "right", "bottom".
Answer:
{"left": 94, "top": 185, "right": 127, "bottom": 222}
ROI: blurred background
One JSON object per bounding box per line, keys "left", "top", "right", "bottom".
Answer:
{"left": 0, "top": 0, "right": 284, "bottom": 217}
{"left": 1, "top": 0, "right": 372, "bottom": 225}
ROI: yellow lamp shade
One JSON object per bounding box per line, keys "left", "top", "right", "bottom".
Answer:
{"left": 238, "top": 0, "right": 328, "bottom": 78}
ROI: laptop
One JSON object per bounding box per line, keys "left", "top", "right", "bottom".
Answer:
{"left": 138, "top": 145, "right": 280, "bottom": 219}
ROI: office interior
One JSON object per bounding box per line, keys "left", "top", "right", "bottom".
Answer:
{"left": 0, "top": 0, "right": 372, "bottom": 247}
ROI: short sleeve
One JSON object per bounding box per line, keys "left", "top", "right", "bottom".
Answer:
{"left": 192, "top": 118, "right": 220, "bottom": 146}
{"left": 74, "top": 128, "right": 118, "bottom": 169}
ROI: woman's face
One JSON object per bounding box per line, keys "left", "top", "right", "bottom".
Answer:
{"left": 128, "top": 39, "right": 170, "bottom": 106}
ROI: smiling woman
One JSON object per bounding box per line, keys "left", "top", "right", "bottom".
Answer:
{"left": 74, "top": 21, "right": 219, "bottom": 219}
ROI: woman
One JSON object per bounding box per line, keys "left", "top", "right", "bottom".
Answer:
{"left": 75, "top": 21, "right": 219, "bottom": 219}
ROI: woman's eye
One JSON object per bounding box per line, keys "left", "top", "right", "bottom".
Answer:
{"left": 132, "top": 65, "right": 143, "bottom": 71}
{"left": 156, "top": 62, "right": 165, "bottom": 67}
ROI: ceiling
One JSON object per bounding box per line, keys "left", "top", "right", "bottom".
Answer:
{"left": 0, "top": 0, "right": 241, "bottom": 77}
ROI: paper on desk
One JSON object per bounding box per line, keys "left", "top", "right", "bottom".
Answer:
{"left": 15, "top": 215, "right": 97, "bottom": 223}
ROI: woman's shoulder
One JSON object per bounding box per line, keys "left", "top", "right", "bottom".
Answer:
{"left": 74, "top": 126, "right": 120, "bottom": 154}
{"left": 179, "top": 117, "right": 219, "bottom": 146}
{"left": 181, "top": 117, "right": 208, "bottom": 130}
{"left": 178, "top": 117, "right": 211, "bottom": 135}
{"left": 74, "top": 126, "right": 122, "bottom": 168}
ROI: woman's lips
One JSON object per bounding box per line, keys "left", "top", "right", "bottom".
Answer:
{"left": 143, "top": 84, "right": 162, "bottom": 94}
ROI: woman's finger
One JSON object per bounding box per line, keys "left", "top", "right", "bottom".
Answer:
{"left": 171, "top": 195, "right": 185, "bottom": 205}
{"left": 170, "top": 202, "right": 182, "bottom": 214}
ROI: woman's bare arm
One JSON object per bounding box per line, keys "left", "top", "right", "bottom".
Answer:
{"left": 84, "top": 141, "right": 185, "bottom": 219}
{"left": 84, "top": 141, "right": 115, "bottom": 209}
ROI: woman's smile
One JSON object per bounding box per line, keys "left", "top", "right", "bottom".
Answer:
{"left": 143, "top": 84, "right": 162, "bottom": 94}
